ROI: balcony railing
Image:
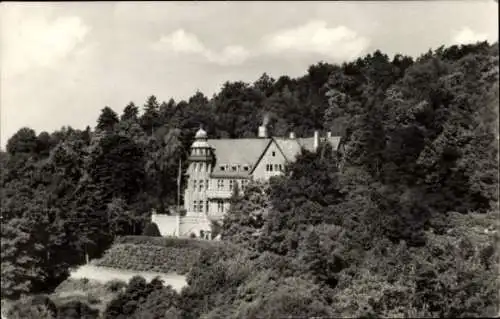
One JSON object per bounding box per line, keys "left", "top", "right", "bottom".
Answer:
{"left": 206, "top": 189, "right": 233, "bottom": 199}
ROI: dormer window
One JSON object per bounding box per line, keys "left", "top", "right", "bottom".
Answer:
{"left": 232, "top": 165, "right": 237, "bottom": 172}
{"left": 220, "top": 165, "right": 225, "bottom": 171}
{"left": 243, "top": 165, "right": 249, "bottom": 171}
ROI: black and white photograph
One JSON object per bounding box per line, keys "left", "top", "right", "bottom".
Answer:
{"left": 1, "top": 1, "right": 499, "bottom": 318}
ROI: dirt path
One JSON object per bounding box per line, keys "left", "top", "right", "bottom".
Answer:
{"left": 69, "top": 264, "right": 188, "bottom": 292}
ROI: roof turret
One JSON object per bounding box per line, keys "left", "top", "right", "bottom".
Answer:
{"left": 195, "top": 127, "right": 207, "bottom": 139}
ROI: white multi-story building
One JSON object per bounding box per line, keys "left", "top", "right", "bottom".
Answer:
{"left": 153, "top": 122, "right": 340, "bottom": 238}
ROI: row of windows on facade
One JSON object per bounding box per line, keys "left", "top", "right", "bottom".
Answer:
{"left": 192, "top": 200, "right": 226, "bottom": 213}
{"left": 192, "top": 148, "right": 209, "bottom": 156}
{"left": 218, "top": 151, "right": 279, "bottom": 172}
{"left": 219, "top": 164, "right": 250, "bottom": 172}
{"left": 192, "top": 162, "right": 211, "bottom": 172}
{"left": 192, "top": 179, "right": 249, "bottom": 191}
{"left": 192, "top": 162, "right": 251, "bottom": 173}
{"left": 266, "top": 163, "right": 284, "bottom": 172}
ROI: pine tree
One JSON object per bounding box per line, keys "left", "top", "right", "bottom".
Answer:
{"left": 302, "top": 230, "right": 327, "bottom": 283}
{"left": 229, "top": 181, "right": 241, "bottom": 206}
{"left": 96, "top": 106, "right": 119, "bottom": 132}
{"left": 141, "top": 95, "right": 161, "bottom": 134}
{"left": 121, "top": 102, "right": 139, "bottom": 122}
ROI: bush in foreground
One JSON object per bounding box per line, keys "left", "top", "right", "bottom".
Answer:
{"left": 104, "top": 276, "right": 180, "bottom": 319}
{"left": 56, "top": 300, "right": 99, "bottom": 319}
{"left": 6, "top": 295, "right": 58, "bottom": 319}
{"left": 142, "top": 222, "right": 162, "bottom": 237}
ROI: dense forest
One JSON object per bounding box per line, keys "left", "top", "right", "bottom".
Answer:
{"left": 1, "top": 41, "right": 499, "bottom": 318}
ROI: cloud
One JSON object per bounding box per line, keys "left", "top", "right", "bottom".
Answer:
{"left": 152, "top": 29, "right": 205, "bottom": 54}
{"left": 1, "top": 6, "right": 90, "bottom": 78}
{"left": 452, "top": 27, "right": 489, "bottom": 44}
{"left": 152, "top": 29, "right": 250, "bottom": 66}
{"left": 261, "top": 20, "right": 370, "bottom": 61}
{"left": 151, "top": 21, "right": 369, "bottom": 66}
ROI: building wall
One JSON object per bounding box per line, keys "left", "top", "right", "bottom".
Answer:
{"left": 184, "top": 160, "right": 211, "bottom": 216}
{"left": 178, "top": 215, "right": 211, "bottom": 238}
{"left": 151, "top": 213, "right": 179, "bottom": 237}
{"left": 252, "top": 140, "right": 288, "bottom": 181}
{"left": 206, "top": 177, "right": 248, "bottom": 217}
{"left": 163, "top": 133, "right": 339, "bottom": 239}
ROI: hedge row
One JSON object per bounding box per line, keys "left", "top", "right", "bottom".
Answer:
{"left": 92, "top": 244, "right": 199, "bottom": 275}
{"left": 114, "top": 235, "right": 223, "bottom": 249}
{"left": 93, "top": 236, "right": 241, "bottom": 275}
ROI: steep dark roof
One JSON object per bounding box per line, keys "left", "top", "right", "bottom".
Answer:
{"left": 208, "top": 138, "right": 271, "bottom": 174}
{"left": 273, "top": 138, "right": 303, "bottom": 162}
{"left": 274, "top": 136, "right": 341, "bottom": 161}
{"left": 207, "top": 135, "right": 341, "bottom": 177}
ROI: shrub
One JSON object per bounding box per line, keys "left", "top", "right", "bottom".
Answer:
{"left": 53, "top": 278, "right": 102, "bottom": 295}
{"left": 104, "top": 276, "right": 148, "bottom": 319}
{"left": 86, "top": 292, "right": 101, "bottom": 305}
{"left": 114, "top": 235, "right": 223, "bottom": 249}
{"left": 142, "top": 222, "right": 162, "bottom": 237}
{"left": 132, "top": 285, "right": 179, "bottom": 319}
{"left": 57, "top": 300, "right": 99, "bottom": 319}
{"left": 104, "top": 276, "right": 179, "bottom": 319}
{"left": 105, "top": 279, "right": 127, "bottom": 293}
{"left": 6, "top": 295, "right": 58, "bottom": 319}
{"left": 210, "top": 220, "right": 223, "bottom": 239}
{"left": 234, "top": 276, "right": 333, "bottom": 319}
{"left": 164, "top": 306, "right": 183, "bottom": 319}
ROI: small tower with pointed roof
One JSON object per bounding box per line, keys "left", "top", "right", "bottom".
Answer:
{"left": 184, "top": 127, "right": 214, "bottom": 217}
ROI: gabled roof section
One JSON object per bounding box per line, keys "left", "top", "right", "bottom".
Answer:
{"left": 208, "top": 138, "right": 271, "bottom": 174}
{"left": 274, "top": 136, "right": 342, "bottom": 161}
{"left": 273, "top": 138, "right": 303, "bottom": 162}
{"left": 297, "top": 136, "right": 341, "bottom": 152}
{"left": 323, "top": 136, "right": 341, "bottom": 150}
{"left": 297, "top": 137, "right": 315, "bottom": 152}
{"left": 206, "top": 135, "right": 341, "bottom": 177}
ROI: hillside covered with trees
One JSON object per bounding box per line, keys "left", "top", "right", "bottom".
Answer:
{"left": 1, "top": 41, "right": 499, "bottom": 318}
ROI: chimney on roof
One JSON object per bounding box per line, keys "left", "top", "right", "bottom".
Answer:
{"left": 313, "top": 130, "right": 319, "bottom": 151}
{"left": 259, "top": 114, "right": 269, "bottom": 138}
{"left": 258, "top": 113, "right": 269, "bottom": 138}
{"left": 289, "top": 132, "right": 296, "bottom": 139}
{"left": 258, "top": 125, "right": 267, "bottom": 138}
{"left": 327, "top": 131, "right": 332, "bottom": 138}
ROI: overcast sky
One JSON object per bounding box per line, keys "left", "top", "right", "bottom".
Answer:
{"left": 1, "top": 1, "right": 498, "bottom": 148}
